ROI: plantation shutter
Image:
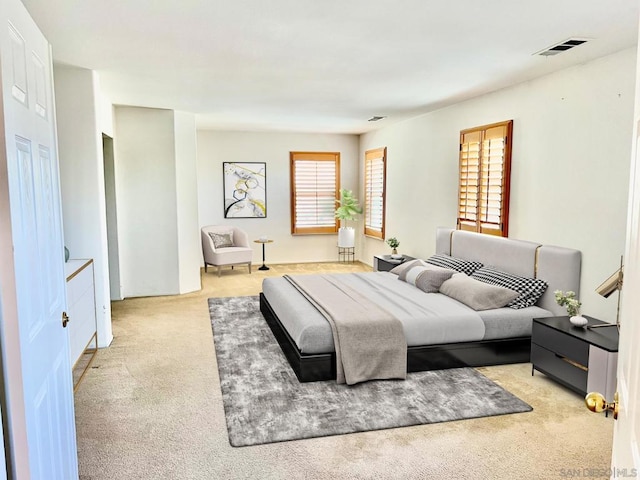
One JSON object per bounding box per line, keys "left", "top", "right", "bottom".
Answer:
{"left": 364, "top": 147, "right": 386, "bottom": 239}
{"left": 290, "top": 152, "right": 340, "bottom": 234}
{"left": 458, "top": 130, "right": 481, "bottom": 231}
{"left": 457, "top": 120, "right": 512, "bottom": 237}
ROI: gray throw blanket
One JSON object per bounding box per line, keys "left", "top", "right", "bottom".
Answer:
{"left": 284, "top": 274, "right": 407, "bottom": 385}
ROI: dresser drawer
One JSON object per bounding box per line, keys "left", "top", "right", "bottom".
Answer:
{"left": 531, "top": 344, "right": 588, "bottom": 393}
{"left": 532, "top": 322, "right": 589, "bottom": 366}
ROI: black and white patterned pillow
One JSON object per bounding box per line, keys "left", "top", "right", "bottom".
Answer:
{"left": 425, "top": 253, "right": 483, "bottom": 276}
{"left": 471, "top": 266, "right": 548, "bottom": 309}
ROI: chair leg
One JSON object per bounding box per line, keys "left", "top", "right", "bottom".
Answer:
{"left": 204, "top": 263, "right": 208, "bottom": 273}
{"left": 248, "top": 262, "right": 252, "bottom": 274}
{"left": 218, "top": 266, "right": 222, "bottom": 277}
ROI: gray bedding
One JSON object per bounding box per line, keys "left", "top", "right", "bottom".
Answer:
{"left": 262, "top": 271, "right": 535, "bottom": 355}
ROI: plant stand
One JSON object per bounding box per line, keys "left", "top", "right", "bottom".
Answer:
{"left": 338, "top": 246, "right": 355, "bottom": 263}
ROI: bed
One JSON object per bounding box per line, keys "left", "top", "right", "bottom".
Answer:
{"left": 260, "top": 228, "right": 582, "bottom": 382}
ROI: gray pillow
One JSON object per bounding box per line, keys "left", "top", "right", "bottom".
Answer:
{"left": 398, "top": 263, "right": 456, "bottom": 293}
{"left": 439, "top": 273, "right": 519, "bottom": 311}
{"left": 209, "top": 231, "right": 234, "bottom": 248}
{"left": 414, "top": 267, "right": 456, "bottom": 293}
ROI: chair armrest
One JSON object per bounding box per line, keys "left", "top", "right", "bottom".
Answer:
{"left": 201, "top": 230, "right": 218, "bottom": 260}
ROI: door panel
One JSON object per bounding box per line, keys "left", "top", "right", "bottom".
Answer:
{"left": 7, "top": 22, "right": 28, "bottom": 106}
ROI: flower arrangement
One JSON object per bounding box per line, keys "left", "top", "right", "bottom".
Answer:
{"left": 554, "top": 290, "right": 582, "bottom": 317}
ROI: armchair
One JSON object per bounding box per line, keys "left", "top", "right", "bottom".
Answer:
{"left": 201, "top": 225, "right": 253, "bottom": 277}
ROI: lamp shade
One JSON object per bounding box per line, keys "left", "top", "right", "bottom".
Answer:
{"left": 589, "top": 257, "right": 624, "bottom": 330}
{"left": 596, "top": 267, "right": 623, "bottom": 298}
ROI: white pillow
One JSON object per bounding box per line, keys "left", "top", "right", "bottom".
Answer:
{"left": 389, "top": 259, "right": 427, "bottom": 276}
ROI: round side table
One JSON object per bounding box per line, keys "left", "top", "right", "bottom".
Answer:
{"left": 253, "top": 239, "right": 273, "bottom": 270}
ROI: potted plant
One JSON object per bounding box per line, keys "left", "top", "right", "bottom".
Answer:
{"left": 386, "top": 237, "right": 400, "bottom": 255}
{"left": 335, "top": 188, "right": 362, "bottom": 248}
{"left": 554, "top": 290, "right": 587, "bottom": 326}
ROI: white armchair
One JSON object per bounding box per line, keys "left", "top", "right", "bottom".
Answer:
{"left": 201, "top": 225, "right": 253, "bottom": 277}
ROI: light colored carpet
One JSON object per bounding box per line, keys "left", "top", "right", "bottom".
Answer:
{"left": 209, "top": 295, "right": 532, "bottom": 446}
{"left": 75, "top": 262, "right": 614, "bottom": 480}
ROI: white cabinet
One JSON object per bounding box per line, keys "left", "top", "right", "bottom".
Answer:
{"left": 65, "top": 259, "right": 97, "bottom": 390}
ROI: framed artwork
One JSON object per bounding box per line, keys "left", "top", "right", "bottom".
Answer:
{"left": 223, "top": 162, "right": 267, "bottom": 218}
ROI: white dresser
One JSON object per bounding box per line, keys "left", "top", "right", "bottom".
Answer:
{"left": 65, "top": 258, "right": 98, "bottom": 390}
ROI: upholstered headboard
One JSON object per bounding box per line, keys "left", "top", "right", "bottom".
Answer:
{"left": 435, "top": 228, "right": 581, "bottom": 316}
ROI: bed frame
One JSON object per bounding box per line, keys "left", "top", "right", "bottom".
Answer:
{"left": 260, "top": 292, "right": 531, "bottom": 382}
{"left": 260, "top": 228, "right": 582, "bottom": 383}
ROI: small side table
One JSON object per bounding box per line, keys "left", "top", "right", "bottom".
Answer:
{"left": 373, "top": 255, "right": 416, "bottom": 272}
{"left": 254, "top": 239, "right": 273, "bottom": 271}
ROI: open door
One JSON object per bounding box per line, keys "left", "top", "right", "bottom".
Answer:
{"left": 610, "top": 119, "right": 640, "bottom": 473}
{"left": 609, "top": 17, "right": 640, "bottom": 470}
{"left": 0, "top": 0, "right": 78, "bottom": 477}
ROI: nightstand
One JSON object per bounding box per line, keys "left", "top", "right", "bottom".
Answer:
{"left": 373, "top": 255, "right": 416, "bottom": 272}
{"left": 531, "top": 316, "right": 618, "bottom": 400}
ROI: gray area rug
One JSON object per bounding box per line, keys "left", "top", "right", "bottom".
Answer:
{"left": 209, "top": 296, "right": 532, "bottom": 447}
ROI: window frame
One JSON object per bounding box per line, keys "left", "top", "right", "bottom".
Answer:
{"left": 457, "top": 120, "right": 513, "bottom": 237}
{"left": 290, "top": 151, "right": 341, "bottom": 235}
{"left": 364, "top": 147, "right": 387, "bottom": 239}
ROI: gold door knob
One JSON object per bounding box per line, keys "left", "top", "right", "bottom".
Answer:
{"left": 585, "top": 391, "right": 618, "bottom": 419}
{"left": 62, "top": 311, "right": 70, "bottom": 328}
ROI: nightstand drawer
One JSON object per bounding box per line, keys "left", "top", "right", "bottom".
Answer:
{"left": 531, "top": 344, "right": 588, "bottom": 393}
{"left": 532, "top": 322, "right": 589, "bottom": 366}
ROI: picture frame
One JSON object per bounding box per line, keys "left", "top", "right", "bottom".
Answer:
{"left": 223, "top": 162, "right": 267, "bottom": 218}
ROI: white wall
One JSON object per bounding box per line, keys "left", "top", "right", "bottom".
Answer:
{"left": 196, "top": 130, "right": 359, "bottom": 264}
{"left": 114, "top": 107, "right": 179, "bottom": 297}
{"left": 54, "top": 65, "right": 113, "bottom": 347}
{"left": 115, "top": 106, "right": 201, "bottom": 297}
{"left": 96, "top": 82, "right": 113, "bottom": 138}
{"left": 360, "top": 48, "right": 636, "bottom": 322}
{"left": 174, "top": 111, "right": 201, "bottom": 293}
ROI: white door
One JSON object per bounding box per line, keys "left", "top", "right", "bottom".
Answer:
{"left": 610, "top": 115, "right": 640, "bottom": 473}
{"left": 0, "top": 0, "right": 78, "bottom": 478}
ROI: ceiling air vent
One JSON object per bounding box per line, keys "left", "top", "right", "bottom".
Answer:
{"left": 535, "top": 38, "right": 589, "bottom": 56}
{"left": 368, "top": 116, "right": 386, "bottom": 122}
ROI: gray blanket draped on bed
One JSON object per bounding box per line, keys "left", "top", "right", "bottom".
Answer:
{"left": 284, "top": 274, "right": 407, "bottom": 385}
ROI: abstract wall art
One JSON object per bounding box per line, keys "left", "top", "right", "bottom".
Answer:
{"left": 223, "top": 162, "right": 267, "bottom": 218}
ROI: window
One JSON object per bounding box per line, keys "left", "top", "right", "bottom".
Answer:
{"left": 290, "top": 151, "right": 340, "bottom": 234}
{"left": 364, "top": 147, "right": 387, "bottom": 239}
{"left": 458, "top": 120, "right": 513, "bottom": 237}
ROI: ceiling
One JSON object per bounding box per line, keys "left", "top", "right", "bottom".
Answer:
{"left": 21, "top": 0, "right": 639, "bottom": 134}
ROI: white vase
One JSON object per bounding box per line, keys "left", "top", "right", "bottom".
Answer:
{"left": 338, "top": 227, "right": 355, "bottom": 247}
{"left": 570, "top": 315, "right": 588, "bottom": 327}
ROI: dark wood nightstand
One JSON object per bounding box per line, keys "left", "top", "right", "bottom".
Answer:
{"left": 373, "top": 255, "right": 416, "bottom": 272}
{"left": 531, "top": 316, "right": 618, "bottom": 400}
